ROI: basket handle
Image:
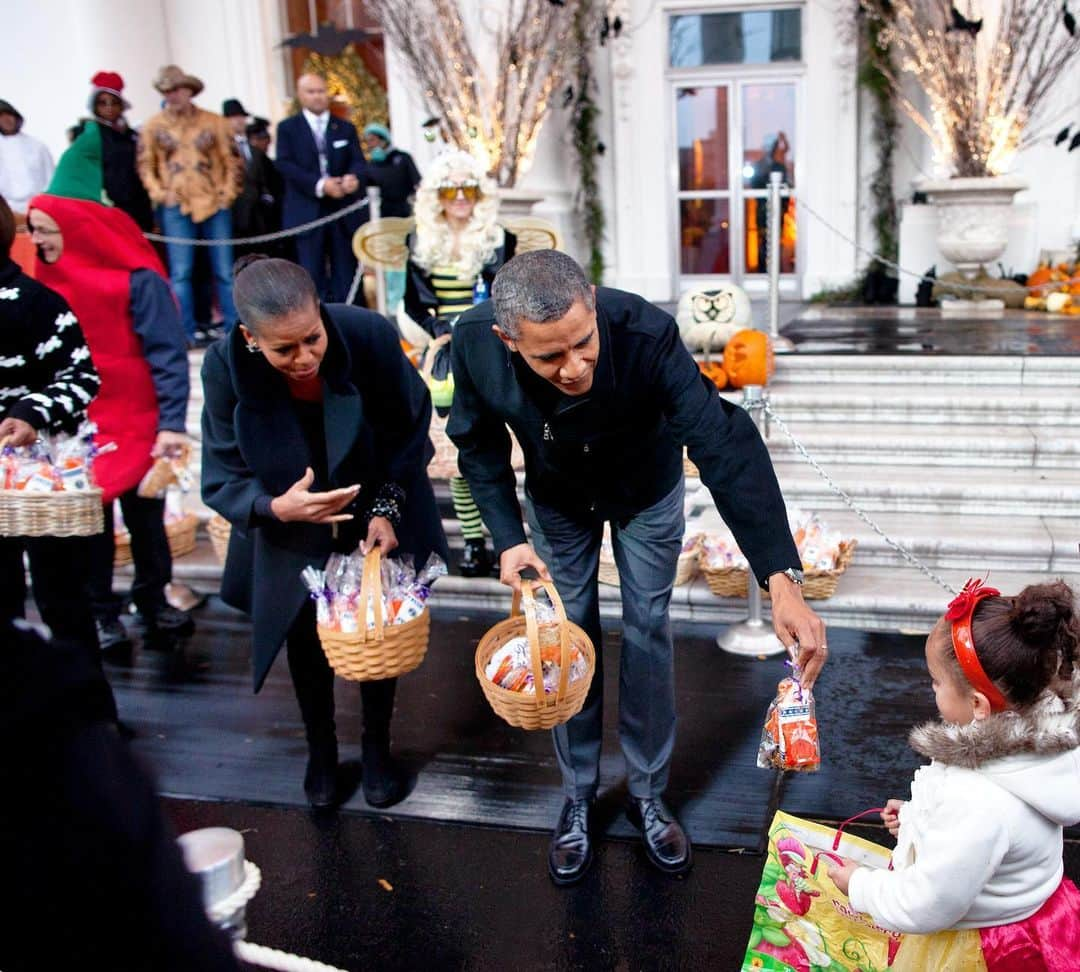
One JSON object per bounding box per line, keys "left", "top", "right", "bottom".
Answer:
{"left": 420, "top": 333, "right": 452, "bottom": 381}
{"left": 514, "top": 579, "right": 571, "bottom": 707}
{"left": 358, "top": 547, "right": 385, "bottom": 644}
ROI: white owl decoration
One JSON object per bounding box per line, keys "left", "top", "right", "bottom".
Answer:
{"left": 675, "top": 285, "right": 752, "bottom": 351}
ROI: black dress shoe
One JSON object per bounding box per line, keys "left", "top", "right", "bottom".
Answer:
{"left": 304, "top": 735, "right": 339, "bottom": 809}
{"left": 361, "top": 739, "right": 407, "bottom": 808}
{"left": 627, "top": 797, "right": 692, "bottom": 875}
{"left": 459, "top": 538, "right": 494, "bottom": 578}
{"left": 133, "top": 604, "right": 194, "bottom": 636}
{"left": 96, "top": 617, "right": 131, "bottom": 652}
{"left": 548, "top": 798, "right": 594, "bottom": 886}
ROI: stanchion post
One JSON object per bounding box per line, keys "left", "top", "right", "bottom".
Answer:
{"left": 717, "top": 385, "right": 785, "bottom": 657}
{"left": 367, "top": 185, "right": 387, "bottom": 316}
{"left": 767, "top": 171, "right": 795, "bottom": 353}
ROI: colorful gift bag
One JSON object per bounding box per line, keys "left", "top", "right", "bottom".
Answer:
{"left": 742, "top": 810, "right": 902, "bottom": 972}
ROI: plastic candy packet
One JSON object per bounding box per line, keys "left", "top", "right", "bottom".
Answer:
{"left": 484, "top": 633, "right": 587, "bottom": 696}
{"left": 757, "top": 644, "right": 821, "bottom": 772}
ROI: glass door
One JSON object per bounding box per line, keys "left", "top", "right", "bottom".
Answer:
{"left": 740, "top": 81, "right": 797, "bottom": 278}
{"left": 675, "top": 84, "right": 733, "bottom": 276}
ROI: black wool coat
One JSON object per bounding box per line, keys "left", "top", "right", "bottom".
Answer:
{"left": 201, "top": 304, "right": 448, "bottom": 691}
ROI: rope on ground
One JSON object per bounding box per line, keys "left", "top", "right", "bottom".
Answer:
{"left": 788, "top": 190, "right": 1080, "bottom": 297}
{"left": 741, "top": 397, "right": 958, "bottom": 595}
{"left": 144, "top": 197, "right": 370, "bottom": 247}
{"left": 233, "top": 941, "right": 350, "bottom": 972}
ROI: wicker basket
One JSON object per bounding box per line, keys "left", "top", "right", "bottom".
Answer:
{"left": 114, "top": 512, "right": 198, "bottom": 566}
{"left": 207, "top": 514, "right": 232, "bottom": 563}
{"left": 136, "top": 444, "right": 191, "bottom": 499}
{"left": 317, "top": 548, "right": 431, "bottom": 682}
{"left": 475, "top": 580, "right": 596, "bottom": 730}
{"left": 701, "top": 540, "right": 858, "bottom": 601}
{"left": 0, "top": 488, "right": 104, "bottom": 537}
{"left": 598, "top": 538, "right": 700, "bottom": 588}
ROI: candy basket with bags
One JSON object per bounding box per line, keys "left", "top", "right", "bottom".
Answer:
{"left": 475, "top": 580, "right": 596, "bottom": 730}
{"left": 303, "top": 547, "right": 446, "bottom": 682}
{"left": 0, "top": 424, "right": 104, "bottom": 537}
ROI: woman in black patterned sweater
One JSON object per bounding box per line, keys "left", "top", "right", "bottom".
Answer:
{"left": 0, "top": 193, "right": 101, "bottom": 647}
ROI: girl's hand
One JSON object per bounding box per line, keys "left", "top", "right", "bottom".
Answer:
{"left": 882, "top": 799, "right": 904, "bottom": 837}
{"left": 361, "top": 516, "right": 398, "bottom": 555}
{"left": 827, "top": 858, "right": 860, "bottom": 896}
{"left": 270, "top": 467, "right": 360, "bottom": 524}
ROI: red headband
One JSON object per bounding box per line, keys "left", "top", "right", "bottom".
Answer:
{"left": 945, "top": 578, "right": 1008, "bottom": 712}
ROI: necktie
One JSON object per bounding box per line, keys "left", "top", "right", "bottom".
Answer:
{"left": 314, "top": 118, "right": 328, "bottom": 176}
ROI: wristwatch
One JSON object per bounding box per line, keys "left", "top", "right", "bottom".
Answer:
{"left": 766, "top": 567, "right": 805, "bottom": 591}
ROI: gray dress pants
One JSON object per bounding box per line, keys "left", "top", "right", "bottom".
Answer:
{"left": 526, "top": 479, "right": 685, "bottom": 800}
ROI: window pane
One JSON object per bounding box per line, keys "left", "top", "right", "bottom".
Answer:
{"left": 677, "top": 87, "right": 729, "bottom": 191}
{"left": 743, "top": 197, "right": 796, "bottom": 275}
{"left": 680, "top": 198, "right": 731, "bottom": 275}
{"left": 670, "top": 9, "right": 801, "bottom": 67}
{"left": 742, "top": 84, "right": 795, "bottom": 189}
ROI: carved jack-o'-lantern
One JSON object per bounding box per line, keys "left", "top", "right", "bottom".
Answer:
{"left": 676, "top": 285, "right": 753, "bottom": 352}
{"left": 723, "top": 329, "right": 775, "bottom": 388}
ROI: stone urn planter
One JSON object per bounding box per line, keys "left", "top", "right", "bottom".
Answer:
{"left": 916, "top": 175, "right": 1028, "bottom": 278}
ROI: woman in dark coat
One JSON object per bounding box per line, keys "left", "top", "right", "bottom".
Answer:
{"left": 201, "top": 256, "right": 447, "bottom": 809}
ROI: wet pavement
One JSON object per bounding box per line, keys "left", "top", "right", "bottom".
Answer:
{"left": 102, "top": 602, "right": 1079, "bottom": 970}
{"left": 780, "top": 306, "right": 1080, "bottom": 355}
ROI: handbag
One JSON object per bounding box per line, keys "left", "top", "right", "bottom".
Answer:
{"left": 742, "top": 809, "right": 902, "bottom": 971}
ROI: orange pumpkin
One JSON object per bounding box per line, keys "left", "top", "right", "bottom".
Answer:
{"left": 698, "top": 359, "right": 729, "bottom": 390}
{"left": 1026, "top": 264, "right": 1053, "bottom": 297}
{"left": 723, "top": 329, "right": 775, "bottom": 388}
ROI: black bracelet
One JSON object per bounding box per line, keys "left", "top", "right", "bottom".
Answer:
{"left": 368, "top": 482, "right": 406, "bottom": 528}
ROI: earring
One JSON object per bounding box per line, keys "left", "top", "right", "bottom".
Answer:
{"left": 246, "top": 341, "right": 260, "bottom": 354}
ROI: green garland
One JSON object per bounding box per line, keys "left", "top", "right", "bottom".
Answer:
{"left": 860, "top": 4, "right": 898, "bottom": 268}
{"left": 569, "top": 1, "right": 605, "bottom": 284}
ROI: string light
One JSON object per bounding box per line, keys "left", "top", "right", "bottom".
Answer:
{"left": 860, "top": 0, "right": 1080, "bottom": 178}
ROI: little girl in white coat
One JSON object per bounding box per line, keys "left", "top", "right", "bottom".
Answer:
{"left": 829, "top": 578, "right": 1080, "bottom": 970}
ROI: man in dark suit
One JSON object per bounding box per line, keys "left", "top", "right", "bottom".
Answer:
{"left": 275, "top": 74, "right": 367, "bottom": 303}
{"left": 223, "top": 99, "right": 283, "bottom": 257}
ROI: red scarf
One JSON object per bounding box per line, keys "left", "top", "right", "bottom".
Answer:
{"left": 29, "top": 195, "right": 165, "bottom": 502}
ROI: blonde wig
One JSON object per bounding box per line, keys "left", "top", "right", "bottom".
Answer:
{"left": 411, "top": 150, "right": 504, "bottom": 278}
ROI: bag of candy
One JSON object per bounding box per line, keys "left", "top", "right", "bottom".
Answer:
{"left": 758, "top": 645, "right": 821, "bottom": 772}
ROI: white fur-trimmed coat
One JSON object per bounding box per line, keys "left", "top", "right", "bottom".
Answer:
{"left": 848, "top": 672, "right": 1080, "bottom": 934}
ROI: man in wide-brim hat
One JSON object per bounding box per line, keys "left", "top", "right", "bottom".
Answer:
{"left": 137, "top": 65, "right": 242, "bottom": 344}
{"left": 151, "top": 64, "right": 204, "bottom": 96}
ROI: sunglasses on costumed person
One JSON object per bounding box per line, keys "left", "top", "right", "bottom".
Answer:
{"left": 437, "top": 182, "right": 482, "bottom": 202}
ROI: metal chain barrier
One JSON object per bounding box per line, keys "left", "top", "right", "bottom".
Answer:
{"left": 144, "top": 196, "right": 369, "bottom": 247}
{"left": 741, "top": 396, "right": 958, "bottom": 596}
{"left": 787, "top": 189, "right": 1080, "bottom": 297}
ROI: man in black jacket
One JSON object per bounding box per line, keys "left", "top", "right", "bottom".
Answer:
{"left": 448, "top": 250, "right": 827, "bottom": 885}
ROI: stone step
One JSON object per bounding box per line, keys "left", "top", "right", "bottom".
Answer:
{"left": 721, "top": 386, "right": 1080, "bottom": 427}
{"left": 765, "top": 461, "right": 1079, "bottom": 517}
{"left": 766, "top": 353, "right": 1078, "bottom": 388}
{"left": 758, "top": 421, "right": 1078, "bottom": 468}
{"left": 147, "top": 533, "right": 1080, "bottom": 635}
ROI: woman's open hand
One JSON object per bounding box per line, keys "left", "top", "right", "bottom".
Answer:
{"left": 270, "top": 467, "right": 360, "bottom": 524}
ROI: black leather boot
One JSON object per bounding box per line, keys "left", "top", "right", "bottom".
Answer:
{"left": 459, "top": 538, "right": 493, "bottom": 578}
{"left": 304, "top": 733, "right": 339, "bottom": 809}
{"left": 361, "top": 737, "right": 407, "bottom": 808}
{"left": 548, "top": 798, "right": 594, "bottom": 886}
{"left": 627, "top": 797, "right": 692, "bottom": 874}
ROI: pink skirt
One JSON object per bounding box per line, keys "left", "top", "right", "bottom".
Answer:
{"left": 980, "top": 877, "right": 1080, "bottom": 971}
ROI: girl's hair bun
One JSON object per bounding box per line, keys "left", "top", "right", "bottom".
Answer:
{"left": 1010, "top": 581, "right": 1074, "bottom": 645}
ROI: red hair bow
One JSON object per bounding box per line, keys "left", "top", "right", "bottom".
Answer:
{"left": 946, "top": 578, "right": 1000, "bottom": 622}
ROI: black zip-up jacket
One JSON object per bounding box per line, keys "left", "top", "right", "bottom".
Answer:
{"left": 447, "top": 287, "right": 800, "bottom": 587}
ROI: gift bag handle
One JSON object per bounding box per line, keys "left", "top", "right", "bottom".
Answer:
{"left": 420, "top": 333, "right": 452, "bottom": 382}
{"left": 512, "top": 580, "right": 571, "bottom": 708}
{"left": 358, "top": 547, "right": 385, "bottom": 644}
{"left": 808, "top": 807, "right": 894, "bottom": 876}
